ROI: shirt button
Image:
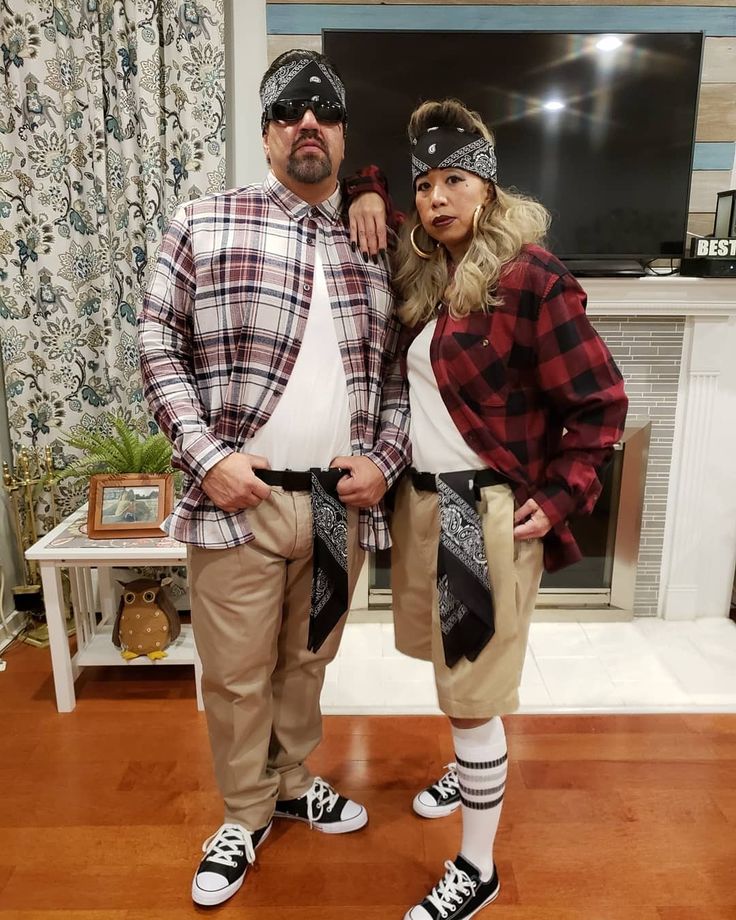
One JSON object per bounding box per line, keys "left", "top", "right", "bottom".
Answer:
{"left": 482, "top": 338, "right": 489, "bottom": 347}
{"left": 310, "top": 207, "right": 319, "bottom": 218}
{"left": 303, "top": 282, "right": 311, "bottom": 292}
{"left": 307, "top": 237, "right": 314, "bottom": 246}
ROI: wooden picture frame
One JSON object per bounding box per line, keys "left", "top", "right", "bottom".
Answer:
{"left": 86, "top": 473, "right": 174, "bottom": 539}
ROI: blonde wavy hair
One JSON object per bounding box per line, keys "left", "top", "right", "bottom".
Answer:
{"left": 393, "top": 99, "right": 551, "bottom": 326}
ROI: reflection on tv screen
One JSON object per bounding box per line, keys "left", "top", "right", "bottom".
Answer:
{"left": 325, "top": 31, "right": 703, "bottom": 262}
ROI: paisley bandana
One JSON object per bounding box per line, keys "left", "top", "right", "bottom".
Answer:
{"left": 308, "top": 468, "right": 350, "bottom": 652}
{"left": 411, "top": 126, "right": 498, "bottom": 185}
{"left": 260, "top": 57, "right": 346, "bottom": 115}
{"left": 436, "top": 471, "right": 495, "bottom": 667}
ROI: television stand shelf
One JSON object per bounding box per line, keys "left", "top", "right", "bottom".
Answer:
{"left": 566, "top": 259, "right": 647, "bottom": 278}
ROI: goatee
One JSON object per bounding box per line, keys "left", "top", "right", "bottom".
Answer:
{"left": 287, "top": 134, "right": 332, "bottom": 184}
{"left": 287, "top": 151, "right": 332, "bottom": 184}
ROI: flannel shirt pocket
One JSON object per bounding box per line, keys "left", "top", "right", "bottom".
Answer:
{"left": 450, "top": 331, "right": 510, "bottom": 408}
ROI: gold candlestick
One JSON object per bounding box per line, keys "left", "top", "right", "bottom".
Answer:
{"left": 17, "top": 450, "right": 40, "bottom": 584}
{"left": 2, "top": 460, "right": 29, "bottom": 584}
{"left": 2, "top": 447, "right": 68, "bottom": 632}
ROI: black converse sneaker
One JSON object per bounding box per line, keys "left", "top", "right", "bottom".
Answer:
{"left": 273, "top": 776, "right": 368, "bottom": 834}
{"left": 413, "top": 763, "right": 461, "bottom": 819}
{"left": 404, "top": 855, "right": 500, "bottom": 920}
{"left": 191, "top": 820, "right": 272, "bottom": 906}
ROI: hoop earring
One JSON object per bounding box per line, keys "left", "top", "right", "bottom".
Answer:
{"left": 472, "top": 204, "right": 484, "bottom": 237}
{"left": 410, "top": 224, "right": 437, "bottom": 260}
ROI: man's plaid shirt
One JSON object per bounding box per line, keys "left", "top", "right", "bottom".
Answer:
{"left": 400, "top": 245, "right": 628, "bottom": 571}
{"left": 139, "top": 173, "right": 410, "bottom": 551}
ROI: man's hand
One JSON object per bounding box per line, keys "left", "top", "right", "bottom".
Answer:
{"left": 331, "top": 455, "right": 387, "bottom": 508}
{"left": 348, "top": 191, "right": 388, "bottom": 261}
{"left": 513, "top": 498, "right": 552, "bottom": 540}
{"left": 201, "top": 452, "right": 271, "bottom": 512}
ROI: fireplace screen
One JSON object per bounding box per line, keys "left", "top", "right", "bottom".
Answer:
{"left": 368, "top": 420, "right": 650, "bottom": 615}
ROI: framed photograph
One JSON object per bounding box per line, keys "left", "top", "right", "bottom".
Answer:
{"left": 86, "top": 473, "right": 174, "bottom": 539}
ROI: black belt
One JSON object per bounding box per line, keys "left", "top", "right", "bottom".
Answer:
{"left": 411, "top": 467, "right": 508, "bottom": 495}
{"left": 255, "top": 468, "right": 346, "bottom": 491}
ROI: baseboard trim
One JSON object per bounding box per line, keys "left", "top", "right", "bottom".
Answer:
{"left": 348, "top": 607, "right": 635, "bottom": 625}
{"left": 532, "top": 607, "right": 634, "bottom": 623}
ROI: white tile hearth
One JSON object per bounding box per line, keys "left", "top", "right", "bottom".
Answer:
{"left": 321, "top": 617, "right": 736, "bottom": 715}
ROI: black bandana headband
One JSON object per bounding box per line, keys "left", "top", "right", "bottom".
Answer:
{"left": 411, "top": 126, "right": 498, "bottom": 185}
{"left": 260, "top": 57, "right": 346, "bottom": 116}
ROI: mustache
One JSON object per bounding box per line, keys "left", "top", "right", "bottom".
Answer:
{"left": 292, "top": 130, "right": 327, "bottom": 154}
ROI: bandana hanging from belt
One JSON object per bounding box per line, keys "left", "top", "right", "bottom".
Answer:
{"left": 436, "top": 471, "right": 495, "bottom": 667}
{"left": 309, "top": 469, "right": 349, "bottom": 652}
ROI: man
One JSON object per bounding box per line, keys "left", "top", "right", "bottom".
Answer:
{"left": 138, "top": 49, "right": 410, "bottom": 907}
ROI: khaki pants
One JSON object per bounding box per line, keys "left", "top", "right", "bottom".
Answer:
{"left": 390, "top": 478, "right": 544, "bottom": 719}
{"left": 188, "top": 488, "right": 363, "bottom": 830}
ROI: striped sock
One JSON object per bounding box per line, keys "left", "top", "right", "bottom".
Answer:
{"left": 452, "top": 716, "right": 508, "bottom": 881}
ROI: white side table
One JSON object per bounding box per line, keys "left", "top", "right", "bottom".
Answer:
{"left": 26, "top": 508, "right": 202, "bottom": 713}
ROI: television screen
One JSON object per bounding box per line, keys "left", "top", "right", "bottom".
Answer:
{"left": 324, "top": 31, "right": 703, "bottom": 268}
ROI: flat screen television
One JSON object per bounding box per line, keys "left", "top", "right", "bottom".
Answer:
{"left": 324, "top": 30, "right": 704, "bottom": 275}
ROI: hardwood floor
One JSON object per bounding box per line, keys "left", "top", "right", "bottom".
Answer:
{"left": 1, "top": 641, "right": 735, "bottom": 918}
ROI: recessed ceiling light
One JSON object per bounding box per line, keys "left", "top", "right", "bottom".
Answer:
{"left": 597, "top": 36, "right": 623, "bottom": 51}
{"left": 543, "top": 100, "right": 565, "bottom": 111}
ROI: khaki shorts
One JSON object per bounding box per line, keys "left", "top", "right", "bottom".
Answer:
{"left": 390, "top": 477, "right": 544, "bottom": 719}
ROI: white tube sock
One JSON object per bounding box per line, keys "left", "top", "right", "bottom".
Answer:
{"left": 451, "top": 716, "right": 508, "bottom": 881}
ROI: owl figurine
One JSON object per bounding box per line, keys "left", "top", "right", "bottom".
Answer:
{"left": 112, "top": 577, "right": 181, "bottom": 661}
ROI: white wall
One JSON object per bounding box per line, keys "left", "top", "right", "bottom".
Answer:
{"left": 225, "top": 0, "right": 269, "bottom": 186}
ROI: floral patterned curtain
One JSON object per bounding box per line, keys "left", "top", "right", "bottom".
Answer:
{"left": 0, "top": 0, "right": 226, "bottom": 523}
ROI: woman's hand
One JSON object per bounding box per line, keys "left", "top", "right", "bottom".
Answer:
{"left": 348, "top": 191, "right": 387, "bottom": 261}
{"left": 513, "top": 498, "right": 552, "bottom": 540}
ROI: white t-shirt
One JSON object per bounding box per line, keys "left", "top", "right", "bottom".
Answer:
{"left": 408, "top": 319, "right": 486, "bottom": 473}
{"left": 245, "top": 248, "right": 351, "bottom": 468}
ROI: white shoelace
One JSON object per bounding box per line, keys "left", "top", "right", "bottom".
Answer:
{"left": 305, "top": 776, "right": 340, "bottom": 826}
{"left": 201, "top": 823, "right": 256, "bottom": 868}
{"left": 432, "top": 763, "right": 459, "bottom": 800}
{"left": 426, "top": 860, "right": 477, "bottom": 918}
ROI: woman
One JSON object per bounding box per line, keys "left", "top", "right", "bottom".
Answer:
{"left": 384, "top": 100, "right": 628, "bottom": 920}
{"left": 113, "top": 488, "right": 139, "bottom": 522}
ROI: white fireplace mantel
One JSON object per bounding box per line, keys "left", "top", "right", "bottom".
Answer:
{"left": 586, "top": 276, "right": 736, "bottom": 620}
{"left": 584, "top": 276, "right": 736, "bottom": 318}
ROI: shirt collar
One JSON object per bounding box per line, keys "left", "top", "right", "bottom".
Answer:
{"left": 265, "top": 172, "right": 343, "bottom": 224}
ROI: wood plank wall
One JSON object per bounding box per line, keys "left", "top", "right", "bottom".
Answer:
{"left": 266, "top": 3, "right": 736, "bottom": 240}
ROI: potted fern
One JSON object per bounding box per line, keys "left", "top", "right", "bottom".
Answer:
{"left": 59, "top": 414, "right": 175, "bottom": 480}
{"left": 57, "top": 413, "right": 180, "bottom": 539}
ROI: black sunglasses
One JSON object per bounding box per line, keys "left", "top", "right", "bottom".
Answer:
{"left": 264, "top": 98, "right": 346, "bottom": 126}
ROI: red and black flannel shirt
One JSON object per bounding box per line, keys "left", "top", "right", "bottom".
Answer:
{"left": 399, "top": 245, "right": 628, "bottom": 572}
